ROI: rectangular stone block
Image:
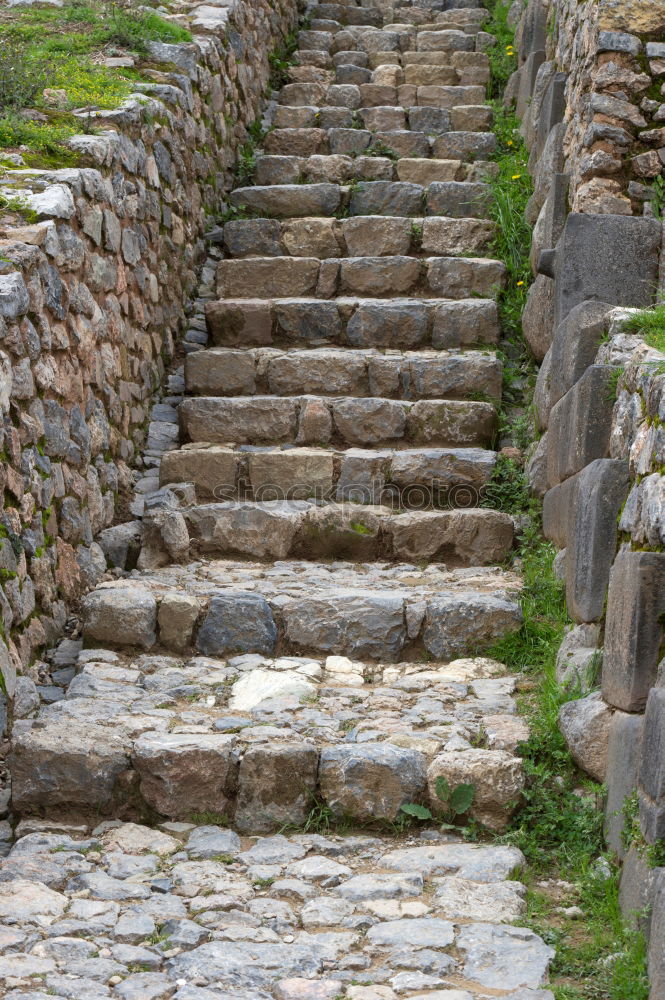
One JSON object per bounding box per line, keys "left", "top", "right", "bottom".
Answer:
{"left": 604, "top": 712, "right": 644, "bottom": 858}
{"left": 565, "top": 458, "right": 630, "bottom": 623}
{"left": 549, "top": 300, "right": 613, "bottom": 407}
{"left": 551, "top": 214, "right": 662, "bottom": 327}
{"left": 546, "top": 366, "right": 616, "bottom": 488}
{"left": 638, "top": 688, "right": 665, "bottom": 844}
{"left": 542, "top": 472, "right": 580, "bottom": 548}
{"left": 180, "top": 397, "right": 297, "bottom": 445}
{"left": 426, "top": 181, "right": 492, "bottom": 218}
{"left": 206, "top": 300, "right": 274, "bottom": 347}
{"left": 159, "top": 446, "right": 240, "bottom": 500}
{"left": 602, "top": 549, "right": 665, "bottom": 712}
{"left": 216, "top": 258, "right": 320, "bottom": 298}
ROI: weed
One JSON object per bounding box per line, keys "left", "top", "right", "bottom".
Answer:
{"left": 605, "top": 366, "right": 625, "bottom": 403}
{"left": 252, "top": 877, "right": 275, "bottom": 889}
{"left": 621, "top": 303, "right": 665, "bottom": 354}
{"left": 188, "top": 811, "right": 229, "bottom": 826}
{"left": 401, "top": 778, "right": 475, "bottom": 826}
{"left": 366, "top": 138, "right": 398, "bottom": 161}
{"left": 0, "top": 190, "right": 38, "bottom": 223}
{"left": 481, "top": 455, "right": 534, "bottom": 516}
{"left": 484, "top": 0, "right": 518, "bottom": 98}
{"left": 0, "top": 43, "right": 47, "bottom": 114}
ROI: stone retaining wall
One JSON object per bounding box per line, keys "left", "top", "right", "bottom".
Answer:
{"left": 510, "top": 0, "right": 665, "bottom": 995}
{"left": 0, "top": 0, "right": 299, "bottom": 693}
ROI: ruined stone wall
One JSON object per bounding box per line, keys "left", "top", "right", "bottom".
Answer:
{"left": 0, "top": 0, "right": 300, "bottom": 692}
{"left": 510, "top": 1, "right": 665, "bottom": 995}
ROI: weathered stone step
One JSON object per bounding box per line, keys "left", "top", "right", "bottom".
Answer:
{"left": 229, "top": 180, "right": 493, "bottom": 219}
{"left": 184, "top": 346, "right": 502, "bottom": 400}
{"left": 182, "top": 500, "right": 514, "bottom": 565}
{"left": 310, "top": 4, "right": 384, "bottom": 26}
{"left": 75, "top": 559, "right": 522, "bottom": 665}
{"left": 270, "top": 103, "right": 490, "bottom": 135}
{"left": 277, "top": 82, "right": 487, "bottom": 112}
{"left": 179, "top": 395, "right": 497, "bottom": 447}
{"left": 11, "top": 641, "right": 527, "bottom": 835}
{"left": 222, "top": 214, "right": 495, "bottom": 258}
{"left": 215, "top": 253, "right": 505, "bottom": 300}
{"left": 205, "top": 296, "right": 500, "bottom": 350}
{"left": 266, "top": 117, "right": 497, "bottom": 162}
{"left": 162, "top": 440, "right": 497, "bottom": 504}
{"left": 256, "top": 151, "right": 473, "bottom": 185}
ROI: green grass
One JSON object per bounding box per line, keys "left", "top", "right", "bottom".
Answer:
{"left": 484, "top": 0, "right": 518, "bottom": 98}
{"left": 0, "top": 0, "right": 191, "bottom": 162}
{"left": 621, "top": 303, "right": 665, "bottom": 354}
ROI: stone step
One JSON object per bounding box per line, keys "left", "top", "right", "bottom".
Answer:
{"left": 266, "top": 122, "right": 497, "bottom": 162}
{"left": 204, "top": 296, "right": 500, "bottom": 350}
{"left": 222, "top": 214, "right": 496, "bottom": 258}
{"left": 277, "top": 82, "right": 487, "bottom": 112}
{"left": 215, "top": 254, "right": 505, "bottom": 300}
{"left": 310, "top": 4, "right": 384, "bottom": 26}
{"left": 229, "top": 180, "right": 493, "bottom": 219}
{"left": 270, "top": 103, "right": 490, "bottom": 135}
{"left": 179, "top": 395, "right": 497, "bottom": 448}
{"left": 256, "top": 151, "right": 481, "bottom": 185}
{"left": 181, "top": 500, "right": 514, "bottom": 565}
{"left": 184, "top": 346, "right": 502, "bottom": 400}
{"left": 76, "top": 559, "right": 522, "bottom": 665}
{"left": 11, "top": 641, "right": 529, "bottom": 836}
{"left": 161, "top": 441, "right": 497, "bottom": 503}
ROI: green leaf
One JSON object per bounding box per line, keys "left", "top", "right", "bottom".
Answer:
{"left": 435, "top": 776, "right": 451, "bottom": 804}
{"left": 400, "top": 803, "right": 432, "bottom": 821}
{"left": 450, "top": 783, "right": 476, "bottom": 816}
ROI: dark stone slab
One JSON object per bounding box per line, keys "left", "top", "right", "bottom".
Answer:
{"left": 518, "top": 0, "right": 548, "bottom": 63}
{"left": 602, "top": 549, "right": 665, "bottom": 712}
{"left": 534, "top": 72, "right": 567, "bottom": 161}
{"left": 639, "top": 688, "right": 665, "bottom": 844}
{"left": 648, "top": 869, "right": 665, "bottom": 997}
{"left": 546, "top": 366, "right": 616, "bottom": 488}
{"left": 604, "top": 712, "right": 644, "bottom": 858}
{"left": 544, "top": 214, "right": 662, "bottom": 327}
{"left": 196, "top": 592, "right": 277, "bottom": 656}
{"left": 522, "top": 272, "right": 555, "bottom": 361}
{"left": 565, "top": 458, "right": 630, "bottom": 623}
{"left": 542, "top": 471, "right": 579, "bottom": 548}
{"left": 426, "top": 181, "right": 492, "bottom": 219}
{"left": 549, "top": 300, "right": 613, "bottom": 406}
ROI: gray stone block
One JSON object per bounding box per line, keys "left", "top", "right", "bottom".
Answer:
{"left": 545, "top": 214, "right": 662, "bottom": 327}
{"left": 549, "top": 300, "right": 613, "bottom": 407}
{"left": 542, "top": 471, "right": 579, "bottom": 548}
{"left": 518, "top": 0, "right": 548, "bottom": 63}
{"left": 605, "top": 712, "right": 644, "bottom": 858}
{"left": 565, "top": 459, "right": 630, "bottom": 623}
{"left": 426, "top": 181, "right": 492, "bottom": 219}
{"left": 649, "top": 869, "right": 665, "bottom": 999}
{"left": 619, "top": 845, "right": 658, "bottom": 930}
{"left": 521, "top": 273, "right": 555, "bottom": 362}
{"left": 516, "top": 50, "right": 546, "bottom": 120}
{"left": 602, "top": 549, "right": 665, "bottom": 712}
{"left": 534, "top": 72, "right": 567, "bottom": 162}
{"left": 639, "top": 688, "right": 665, "bottom": 844}
{"left": 349, "top": 181, "right": 424, "bottom": 217}
{"left": 546, "top": 366, "right": 616, "bottom": 488}
{"left": 529, "top": 173, "right": 569, "bottom": 275}
{"left": 196, "top": 592, "right": 277, "bottom": 656}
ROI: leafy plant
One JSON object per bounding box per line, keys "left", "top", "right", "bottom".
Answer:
{"left": 0, "top": 43, "right": 47, "bottom": 113}
{"left": 401, "top": 778, "right": 475, "bottom": 826}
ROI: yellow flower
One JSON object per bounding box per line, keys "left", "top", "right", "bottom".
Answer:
{"left": 517, "top": 280, "right": 524, "bottom": 286}
{"left": 507, "top": 140, "right": 514, "bottom": 146}
{"left": 511, "top": 173, "right": 522, "bottom": 180}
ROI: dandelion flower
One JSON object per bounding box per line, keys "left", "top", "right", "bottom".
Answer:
{"left": 511, "top": 173, "right": 521, "bottom": 179}
{"left": 517, "top": 280, "right": 524, "bottom": 286}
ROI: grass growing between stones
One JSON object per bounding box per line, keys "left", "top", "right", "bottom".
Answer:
{"left": 622, "top": 302, "right": 665, "bottom": 354}
{"left": 0, "top": 0, "right": 191, "bottom": 164}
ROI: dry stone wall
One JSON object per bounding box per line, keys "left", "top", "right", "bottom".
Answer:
{"left": 510, "top": 1, "right": 665, "bottom": 995}
{"left": 0, "top": 0, "right": 299, "bottom": 698}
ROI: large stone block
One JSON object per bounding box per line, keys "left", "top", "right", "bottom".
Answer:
{"left": 558, "top": 692, "right": 613, "bottom": 783}
{"left": 638, "top": 688, "right": 665, "bottom": 844}
{"left": 216, "top": 258, "right": 320, "bottom": 298}
{"left": 542, "top": 472, "right": 579, "bottom": 548}
{"left": 605, "top": 711, "right": 643, "bottom": 858}
{"left": 422, "top": 592, "right": 522, "bottom": 659}
{"left": 602, "top": 549, "right": 665, "bottom": 712}
{"left": 619, "top": 845, "right": 658, "bottom": 931}
{"left": 230, "top": 184, "right": 342, "bottom": 218}
{"left": 196, "top": 592, "right": 278, "bottom": 656}
{"left": 565, "top": 459, "right": 630, "bottom": 623}
{"left": 235, "top": 743, "right": 319, "bottom": 833}
{"left": 546, "top": 366, "right": 616, "bottom": 488}
{"left": 549, "top": 301, "right": 613, "bottom": 407}
{"left": 427, "top": 181, "right": 492, "bottom": 219}
{"left": 521, "top": 273, "right": 554, "bottom": 362}
{"left": 10, "top": 722, "right": 130, "bottom": 811}
{"left": 349, "top": 181, "right": 424, "bottom": 217}
{"left": 82, "top": 586, "right": 157, "bottom": 649}
{"left": 281, "top": 592, "right": 406, "bottom": 661}
{"left": 180, "top": 397, "right": 297, "bottom": 445}
{"left": 159, "top": 446, "right": 240, "bottom": 500}
{"left": 648, "top": 868, "right": 665, "bottom": 1000}
{"left": 427, "top": 749, "right": 524, "bottom": 831}
{"left": 544, "top": 214, "right": 661, "bottom": 327}
{"left": 133, "top": 733, "right": 238, "bottom": 818}
{"left": 319, "top": 744, "right": 427, "bottom": 821}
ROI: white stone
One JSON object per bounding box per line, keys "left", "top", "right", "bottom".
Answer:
{"left": 27, "top": 184, "right": 75, "bottom": 219}
{"left": 229, "top": 668, "right": 317, "bottom": 711}
{"left": 0, "top": 879, "right": 68, "bottom": 920}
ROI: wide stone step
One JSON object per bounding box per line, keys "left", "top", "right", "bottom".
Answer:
{"left": 215, "top": 254, "right": 505, "bottom": 300}
{"left": 75, "top": 559, "right": 521, "bottom": 666}
{"left": 270, "top": 101, "right": 490, "bottom": 135}
{"left": 10, "top": 642, "right": 529, "bottom": 836}
{"left": 229, "top": 180, "right": 493, "bottom": 219}
{"left": 277, "top": 81, "right": 487, "bottom": 111}
{"left": 184, "top": 346, "right": 502, "bottom": 400}
{"left": 182, "top": 500, "right": 514, "bottom": 565}
{"left": 179, "top": 395, "right": 497, "bottom": 447}
{"left": 222, "top": 213, "right": 495, "bottom": 258}
{"left": 161, "top": 441, "right": 497, "bottom": 503}
{"left": 256, "top": 150, "right": 475, "bottom": 185}
{"left": 204, "top": 296, "right": 500, "bottom": 350}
